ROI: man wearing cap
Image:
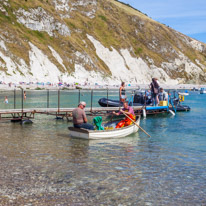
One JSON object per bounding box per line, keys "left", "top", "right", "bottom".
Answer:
{"left": 72, "top": 101, "right": 94, "bottom": 130}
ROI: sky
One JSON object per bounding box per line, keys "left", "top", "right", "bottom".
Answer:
{"left": 120, "top": 0, "right": 206, "bottom": 44}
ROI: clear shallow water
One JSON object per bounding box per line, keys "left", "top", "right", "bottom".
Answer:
{"left": 0, "top": 90, "right": 206, "bottom": 205}
{"left": 0, "top": 89, "right": 120, "bottom": 109}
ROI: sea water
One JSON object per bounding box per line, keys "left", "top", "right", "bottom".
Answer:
{"left": 0, "top": 90, "right": 205, "bottom": 205}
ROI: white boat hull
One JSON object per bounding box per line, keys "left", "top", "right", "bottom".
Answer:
{"left": 178, "top": 92, "right": 189, "bottom": 96}
{"left": 69, "top": 116, "right": 140, "bottom": 140}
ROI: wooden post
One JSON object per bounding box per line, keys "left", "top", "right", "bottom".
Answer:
{"left": 13, "top": 89, "right": 16, "bottom": 118}
{"left": 58, "top": 89, "right": 60, "bottom": 114}
{"left": 91, "top": 89, "right": 93, "bottom": 112}
{"left": 21, "top": 89, "right": 24, "bottom": 118}
{"left": 47, "top": 89, "right": 49, "bottom": 109}
{"left": 78, "top": 89, "right": 80, "bottom": 103}
{"left": 14, "top": 89, "right": 16, "bottom": 109}
{"left": 107, "top": 88, "right": 108, "bottom": 107}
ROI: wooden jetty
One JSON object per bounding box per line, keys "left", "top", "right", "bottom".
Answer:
{"left": 0, "top": 88, "right": 175, "bottom": 122}
{"left": 0, "top": 105, "right": 171, "bottom": 122}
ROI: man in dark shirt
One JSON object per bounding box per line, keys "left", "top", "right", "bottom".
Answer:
{"left": 72, "top": 101, "right": 94, "bottom": 130}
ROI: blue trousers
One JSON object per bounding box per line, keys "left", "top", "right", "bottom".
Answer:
{"left": 74, "top": 123, "right": 94, "bottom": 130}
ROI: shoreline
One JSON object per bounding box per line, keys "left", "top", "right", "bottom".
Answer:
{"left": 0, "top": 83, "right": 205, "bottom": 91}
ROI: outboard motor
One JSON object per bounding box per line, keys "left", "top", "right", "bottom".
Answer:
{"left": 134, "top": 94, "right": 142, "bottom": 103}
{"left": 134, "top": 93, "right": 145, "bottom": 104}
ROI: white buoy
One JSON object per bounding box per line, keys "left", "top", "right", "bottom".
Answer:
{"left": 143, "top": 109, "right": 146, "bottom": 118}
{"left": 169, "top": 110, "right": 175, "bottom": 116}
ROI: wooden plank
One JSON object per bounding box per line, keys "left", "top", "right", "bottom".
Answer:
{"left": 0, "top": 106, "right": 143, "bottom": 114}
{"left": 0, "top": 105, "right": 169, "bottom": 116}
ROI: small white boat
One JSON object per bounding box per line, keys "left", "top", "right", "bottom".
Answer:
{"left": 68, "top": 116, "right": 140, "bottom": 140}
{"left": 178, "top": 92, "right": 189, "bottom": 96}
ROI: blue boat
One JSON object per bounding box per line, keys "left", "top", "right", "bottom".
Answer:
{"left": 98, "top": 91, "right": 190, "bottom": 112}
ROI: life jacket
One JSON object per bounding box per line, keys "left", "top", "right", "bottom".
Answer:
{"left": 116, "top": 114, "right": 136, "bottom": 128}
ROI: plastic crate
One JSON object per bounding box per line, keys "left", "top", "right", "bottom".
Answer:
{"left": 159, "top": 101, "right": 168, "bottom": 106}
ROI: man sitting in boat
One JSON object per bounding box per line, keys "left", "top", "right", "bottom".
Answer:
{"left": 72, "top": 101, "right": 94, "bottom": 130}
{"left": 158, "top": 88, "right": 168, "bottom": 101}
{"left": 112, "top": 101, "right": 135, "bottom": 128}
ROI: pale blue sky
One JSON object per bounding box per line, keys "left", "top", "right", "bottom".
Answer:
{"left": 120, "top": 0, "right": 206, "bottom": 43}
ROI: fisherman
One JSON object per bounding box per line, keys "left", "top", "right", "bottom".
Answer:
{"left": 112, "top": 101, "right": 135, "bottom": 128}
{"left": 72, "top": 101, "right": 94, "bottom": 130}
{"left": 158, "top": 88, "right": 168, "bottom": 101}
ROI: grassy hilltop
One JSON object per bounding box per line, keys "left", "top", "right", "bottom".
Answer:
{"left": 0, "top": 0, "right": 206, "bottom": 83}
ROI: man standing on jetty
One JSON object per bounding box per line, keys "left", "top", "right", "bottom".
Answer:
{"left": 72, "top": 101, "right": 94, "bottom": 130}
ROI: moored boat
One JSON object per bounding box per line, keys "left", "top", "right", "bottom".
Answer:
{"left": 200, "top": 88, "right": 206, "bottom": 94}
{"left": 98, "top": 98, "right": 123, "bottom": 107}
{"left": 98, "top": 97, "right": 190, "bottom": 112}
{"left": 170, "top": 104, "right": 190, "bottom": 112}
{"left": 68, "top": 116, "right": 140, "bottom": 140}
{"left": 98, "top": 97, "right": 146, "bottom": 107}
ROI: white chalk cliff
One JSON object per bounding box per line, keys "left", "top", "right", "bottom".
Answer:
{"left": 0, "top": 0, "right": 205, "bottom": 85}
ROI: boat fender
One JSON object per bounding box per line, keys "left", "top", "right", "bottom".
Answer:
{"left": 169, "top": 110, "right": 175, "bottom": 116}
{"left": 143, "top": 109, "right": 146, "bottom": 118}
